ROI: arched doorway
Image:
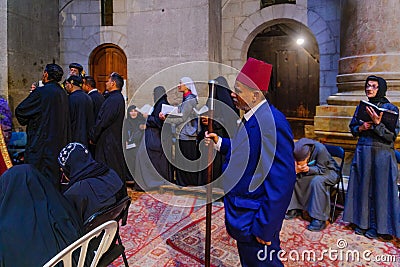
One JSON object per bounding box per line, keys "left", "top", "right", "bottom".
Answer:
{"left": 247, "top": 21, "right": 319, "bottom": 138}
{"left": 89, "top": 43, "right": 127, "bottom": 95}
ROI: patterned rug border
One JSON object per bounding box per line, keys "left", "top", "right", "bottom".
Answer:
{"left": 136, "top": 193, "right": 197, "bottom": 250}
{"left": 166, "top": 206, "right": 225, "bottom": 266}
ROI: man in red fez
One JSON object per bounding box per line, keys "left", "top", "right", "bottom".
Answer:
{"left": 206, "top": 57, "right": 296, "bottom": 266}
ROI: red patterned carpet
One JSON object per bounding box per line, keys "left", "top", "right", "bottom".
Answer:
{"left": 113, "top": 191, "right": 400, "bottom": 267}
{"left": 167, "top": 209, "right": 400, "bottom": 267}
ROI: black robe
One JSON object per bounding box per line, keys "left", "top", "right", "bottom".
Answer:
{"left": 69, "top": 89, "right": 94, "bottom": 147}
{"left": 0, "top": 165, "right": 83, "bottom": 267}
{"left": 88, "top": 89, "right": 105, "bottom": 120}
{"left": 59, "top": 143, "right": 124, "bottom": 222}
{"left": 15, "top": 81, "right": 70, "bottom": 186}
{"left": 123, "top": 111, "right": 145, "bottom": 179}
{"left": 89, "top": 90, "right": 126, "bottom": 184}
{"left": 134, "top": 96, "right": 173, "bottom": 189}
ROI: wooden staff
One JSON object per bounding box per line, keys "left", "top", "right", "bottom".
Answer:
{"left": 205, "top": 80, "right": 215, "bottom": 267}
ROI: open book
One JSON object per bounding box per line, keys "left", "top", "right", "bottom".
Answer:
{"left": 356, "top": 100, "right": 399, "bottom": 132}
{"left": 161, "top": 104, "right": 182, "bottom": 116}
{"left": 193, "top": 105, "right": 209, "bottom": 115}
{"left": 136, "top": 104, "right": 153, "bottom": 115}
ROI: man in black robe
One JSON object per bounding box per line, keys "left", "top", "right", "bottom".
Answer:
{"left": 65, "top": 75, "right": 94, "bottom": 147}
{"left": 69, "top": 62, "right": 85, "bottom": 77}
{"left": 15, "top": 63, "right": 70, "bottom": 187}
{"left": 83, "top": 75, "right": 105, "bottom": 120}
{"left": 89, "top": 72, "right": 127, "bottom": 193}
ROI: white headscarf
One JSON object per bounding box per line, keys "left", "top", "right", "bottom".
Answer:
{"left": 180, "top": 77, "right": 198, "bottom": 99}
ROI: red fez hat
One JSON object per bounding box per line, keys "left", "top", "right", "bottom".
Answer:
{"left": 236, "top": 57, "right": 272, "bottom": 91}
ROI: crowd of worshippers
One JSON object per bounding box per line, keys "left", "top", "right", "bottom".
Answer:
{"left": 0, "top": 59, "right": 399, "bottom": 266}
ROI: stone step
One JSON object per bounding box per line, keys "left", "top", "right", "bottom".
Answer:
{"left": 314, "top": 116, "right": 352, "bottom": 133}
{"left": 316, "top": 105, "right": 355, "bottom": 117}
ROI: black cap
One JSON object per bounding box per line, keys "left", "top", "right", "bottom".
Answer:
{"left": 66, "top": 75, "right": 83, "bottom": 87}
{"left": 69, "top": 63, "right": 83, "bottom": 73}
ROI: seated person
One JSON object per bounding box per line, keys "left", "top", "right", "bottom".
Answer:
{"left": 58, "top": 142, "right": 124, "bottom": 222}
{"left": 285, "top": 138, "right": 340, "bottom": 231}
{"left": 0, "top": 164, "right": 83, "bottom": 267}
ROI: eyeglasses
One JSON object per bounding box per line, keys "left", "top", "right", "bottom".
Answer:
{"left": 366, "top": 84, "right": 379, "bottom": 90}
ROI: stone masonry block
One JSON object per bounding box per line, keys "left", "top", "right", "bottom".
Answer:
{"left": 242, "top": 1, "right": 260, "bottom": 17}
{"left": 260, "top": 7, "right": 273, "bottom": 21}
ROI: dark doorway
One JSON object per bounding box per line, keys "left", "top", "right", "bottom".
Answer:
{"left": 248, "top": 21, "right": 319, "bottom": 138}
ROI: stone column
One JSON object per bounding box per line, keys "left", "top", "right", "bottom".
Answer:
{"left": 0, "top": 0, "right": 7, "bottom": 99}
{"left": 313, "top": 0, "right": 400, "bottom": 150}
{"left": 331, "top": 0, "right": 400, "bottom": 106}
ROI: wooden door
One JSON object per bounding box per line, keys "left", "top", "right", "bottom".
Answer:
{"left": 90, "top": 44, "right": 127, "bottom": 94}
{"left": 248, "top": 33, "right": 319, "bottom": 138}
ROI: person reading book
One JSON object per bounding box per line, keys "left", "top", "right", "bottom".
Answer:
{"left": 159, "top": 77, "right": 199, "bottom": 186}
{"left": 355, "top": 100, "right": 398, "bottom": 132}
{"left": 343, "top": 75, "right": 400, "bottom": 240}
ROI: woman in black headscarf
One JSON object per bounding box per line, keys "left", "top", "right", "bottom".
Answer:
{"left": 197, "top": 76, "right": 240, "bottom": 186}
{"left": 344, "top": 75, "right": 400, "bottom": 239}
{"left": 58, "top": 142, "right": 125, "bottom": 221}
{"left": 0, "top": 164, "right": 83, "bottom": 266}
{"left": 134, "top": 86, "right": 173, "bottom": 190}
{"left": 123, "top": 105, "right": 146, "bottom": 181}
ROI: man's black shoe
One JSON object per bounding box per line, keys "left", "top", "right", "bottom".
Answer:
{"left": 284, "top": 209, "right": 302, "bottom": 220}
{"left": 307, "top": 219, "right": 326, "bottom": 232}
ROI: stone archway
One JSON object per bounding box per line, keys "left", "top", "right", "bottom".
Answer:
{"left": 225, "top": 4, "right": 338, "bottom": 104}
{"left": 247, "top": 20, "right": 319, "bottom": 138}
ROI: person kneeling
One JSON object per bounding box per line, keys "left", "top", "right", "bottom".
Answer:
{"left": 285, "top": 138, "right": 340, "bottom": 232}
{"left": 58, "top": 142, "right": 126, "bottom": 222}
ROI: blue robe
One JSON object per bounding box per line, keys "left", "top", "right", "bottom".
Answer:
{"left": 344, "top": 101, "right": 400, "bottom": 237}
{"left": 220, "top": 102, "right": 296, "bottom": 266}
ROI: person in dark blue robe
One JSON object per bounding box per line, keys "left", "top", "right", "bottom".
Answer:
{"left": 65, "top": 75, "right": 94, "bottom": 147}
{"left": 343, "top": 75, "right": 400, "bottom": 239}
{"left": 134, "top": 86, "right": 173, "bottom": 190}
{"left": 58, "top": 142, "right": 124, "bottom": 222}
{"left": 206, "top": 58, "right": 296, "bottom": 266}
{"left": 89, "top": 72, "right": 127, "bottom": 196}
{"left": 0, "top": 164, "right": 83, "bottom": 267}
{"left": 15, "top": 63, "right": 70, "bottom": 188}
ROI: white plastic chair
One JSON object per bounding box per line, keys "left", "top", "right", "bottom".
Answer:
{"left": 43, "top": 220, "right": 118, "bottom": 267}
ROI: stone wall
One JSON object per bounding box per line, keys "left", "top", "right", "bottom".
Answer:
{"left": 7, "top": 0, "right": 60, "bottom": 129}
{"left": 59, "top": 0, "right": 219, "bottom": 105}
